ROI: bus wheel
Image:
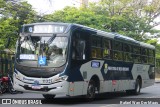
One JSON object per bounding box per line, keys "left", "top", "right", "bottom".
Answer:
{"left": 134, "top": 78, "right": 141, "bottom": 95}
{"left": 86, "top": 80, "right": 96, "bottom": 100}
{"left": 42, "top": 94, "right": 56, "bottom": 99}
{"left": 126, "top": 78, "right": 141, "bottom": 95}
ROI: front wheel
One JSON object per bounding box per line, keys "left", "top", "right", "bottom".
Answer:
{"left": 86, "top": 80, "right": 96, "bottom": 100}
{"left": 0, "top": 83, "right": 7, "bottom": 94}
{"left": 8, "top": 85, "right": 17, "bottom": 94}
{"left": 42, "top": 94, "right": 56, "bottom": 99}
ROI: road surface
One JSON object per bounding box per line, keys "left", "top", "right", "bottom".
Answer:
{"left": 0, "top": 83, "right": 160, "bottom": 107}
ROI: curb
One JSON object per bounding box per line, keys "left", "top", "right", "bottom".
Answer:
{"left": 155, "top": 81, "right": 160, "bottom": 83}
{"left": 155, "top": 78, "right": 160, "bottom": 83}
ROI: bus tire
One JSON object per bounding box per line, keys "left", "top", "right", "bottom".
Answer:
{"left": 86, "top": 80, "right": 96, "bottom": 100}
{"left": 133, "top": 78, "right": 141, "bottom": 95}
{"left": 126, "top": 78, "right": 141, "bottom": 95}
{"left": 42, "top": 94, "right": 56, "bottom": 99}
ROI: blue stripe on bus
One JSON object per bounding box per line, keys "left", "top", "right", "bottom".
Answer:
{"left": 67, "top": 66, "right": 84, "bottom": 82}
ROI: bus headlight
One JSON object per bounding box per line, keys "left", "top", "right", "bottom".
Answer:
{"left": 54, "top": 75, "right": 68, "bottom": 82}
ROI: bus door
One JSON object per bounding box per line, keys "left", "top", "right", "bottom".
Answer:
{"left": 69, "top": 29, "right": 90, "bottom": 96}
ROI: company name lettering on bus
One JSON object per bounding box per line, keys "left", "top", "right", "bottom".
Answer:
{"left": 23, "top": 77, "right": 34, "bottom": 81}
{"left": 91, "top": 61, "right": 100, "bottom": 68}
{"left": 108, "top": 67, "right": 129, "bottom": 71}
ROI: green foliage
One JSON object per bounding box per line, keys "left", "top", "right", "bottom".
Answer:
{"left": 146, "top": 39, "right": 160, "bottom": 58}
{"left": 0, "top": 0, "right": 160, "bottom": 57}
{"left": 0, "top": 0, "right": 39, "bottom": 50}
{"left": 42, "top": 0, "right": 160, "bottom": 58}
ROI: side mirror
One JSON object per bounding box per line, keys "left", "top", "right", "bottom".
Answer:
{"left": 12, "top": 56, "right": 15, "bottom": 61}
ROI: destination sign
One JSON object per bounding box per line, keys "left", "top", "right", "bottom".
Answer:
{"left": 20, "top": 54, "right": 36, "bottom": 60}
{"left": 24, "top": 25, "right": 66, "bottom": 33}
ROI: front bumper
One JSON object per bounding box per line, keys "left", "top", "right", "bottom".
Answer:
{"left": 13, "top": 74, "right": 69, "bottom": 95}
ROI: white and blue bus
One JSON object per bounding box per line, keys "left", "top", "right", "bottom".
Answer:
{"left": 13, "top": 22, "right": 155, "bottom": 99}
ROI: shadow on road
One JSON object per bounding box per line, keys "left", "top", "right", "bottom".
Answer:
{"left": 41, "top": 92, "right": 142, "bottom": 105}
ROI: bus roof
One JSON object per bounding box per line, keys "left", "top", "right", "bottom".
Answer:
{"left": 22, "top": 22, "right": 155, "bottom": 49}
{"left": 23, "top": 22, "right": 72, "bottom": 26}
{"left": 72, "top": 23, "right": 155, "bottom": 49}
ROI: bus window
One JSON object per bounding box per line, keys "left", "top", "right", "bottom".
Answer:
{"left": 141, "top": 56, "right": 148, "bottom": 63}
{"left": 91, "top": 48, "right": 102, "bottom": 58}
{"left": 132, "top": 46, "right": 141, "bottom": 63}
{"left": 133, "top": 55, "right": 141, "bottom": 63}
{"left": 103, "top": 39, "right": 110, "bottom": 49}
{"left": 91, "top": 36, "right": 101, "bottom": 47}
{"left": 103, "top": 39, "right": 111, "bottom": 59}
{"left": 113, "top": 41, "right": 122, "bottom": 51}
{"left": 123, "top": 44, "right": 132, "bottom": 62}
{"left": 148, "top": 57, "right": 154, "bottom": 64}
{"left": 142, "top": 48, "right": 148, "bottom": 55}
{"left": 113, "top": 41, "right": 122, "bottom": 60}
{"left": 72, "top": 32, "right": 86, "bottom": 60}
{"left": 149, "top": 49, "right": 154, "bottom": 57}
{"left": 133, "top": 46, "right": 140, "bottom": 54}
{"left": 91, "top": 35, "right": 102, "bottom": 59}
{"left": 141, "top": 48, "right": 148, "bottom": 63}
{"left": 148, "top": 49, "right": 155, "bottom": 65}
{"left": 113, "top": 51, "right": 122, "bottom": 60}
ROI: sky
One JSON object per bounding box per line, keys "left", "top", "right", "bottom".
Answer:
{"left": 26, "top": 0, "right": 159, "bottom": 30}
{"left": 26, "top": 0, "right": 81, "bottom": 15}
{"left": 26, "top": 0, "right": 99, "bottom": 14}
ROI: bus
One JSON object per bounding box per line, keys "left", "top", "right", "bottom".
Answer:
{"left": 13, "top": 22, "right": 155, "bottom": 99}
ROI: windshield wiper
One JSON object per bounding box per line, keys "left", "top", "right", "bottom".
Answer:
{"left": 28, "top": 34, "right": 36, "bottom": 49}
{"left": 47, "top": 34, "right": 56, "bottom": 45}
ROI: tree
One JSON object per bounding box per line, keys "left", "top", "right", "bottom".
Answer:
{"left": 0, "top": 0, "right": 39, "bottom": 50}
{"left": 146, "top": 39, "right": 160, "bottom": 58}
{"left": 42, "top": 0, "right": 160, "bottom": 58}
{"left": 87, "top": 0, "right": 160, "bottom": 40}
{"left": 43, "top": 6, "right": 107, "bottom": 30}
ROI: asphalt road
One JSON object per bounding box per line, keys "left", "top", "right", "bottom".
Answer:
{"left": 0, "top": 83, "right": 160, "bottom": 107}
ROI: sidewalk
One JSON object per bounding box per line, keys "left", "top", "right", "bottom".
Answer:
{"left": 155, "top": 78, "right": 160, "bottom": 83}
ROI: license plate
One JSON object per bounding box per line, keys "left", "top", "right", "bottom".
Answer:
{"left": 31, "top": 85, "right": 41, "bottom": 89}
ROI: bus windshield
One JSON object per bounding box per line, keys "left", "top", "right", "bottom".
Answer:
{"left": 16, "top": 36, "right": 68, "bottom": 67}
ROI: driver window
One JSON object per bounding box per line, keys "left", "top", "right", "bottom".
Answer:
{"left": 72, "top": 32, "right": 86, "bottom": 60}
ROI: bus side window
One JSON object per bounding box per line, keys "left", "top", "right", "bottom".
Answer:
{"left": 113, "top": 41, "right": 122, "bottom": 60}
{"left": 123, "top": 44, "right": 132, "bottom": 62}
{"left": 72, "top": 34, "right": 86, "bottom": 60}
{"left": 91, "top": 35, "right": 102, "bottom": 59}
{"left": 133, "top": 46, "right": 141, "bottom": 63}
{"left": 141, "top": 48, "right": 148, "bottom": 63}
{"left": 103, "top": 39, "right": 111, "bottom": 59}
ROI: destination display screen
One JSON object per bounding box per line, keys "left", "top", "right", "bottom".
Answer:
{"left": 24, "top": 25, "right": 67, "bottom": 33}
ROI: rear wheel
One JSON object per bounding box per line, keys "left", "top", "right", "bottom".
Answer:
{"left": 126, "top": 78, "right": 141, "bottom": 95}
{"left": 42, "top": 94, "right": 56, "bottom": 99}
{"left": 134, "top": 78, "right": 141, "bottom": 95}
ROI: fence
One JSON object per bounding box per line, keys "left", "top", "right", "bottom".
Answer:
{"left": 0, "top": 51, "right": 14, "bottom": 77}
